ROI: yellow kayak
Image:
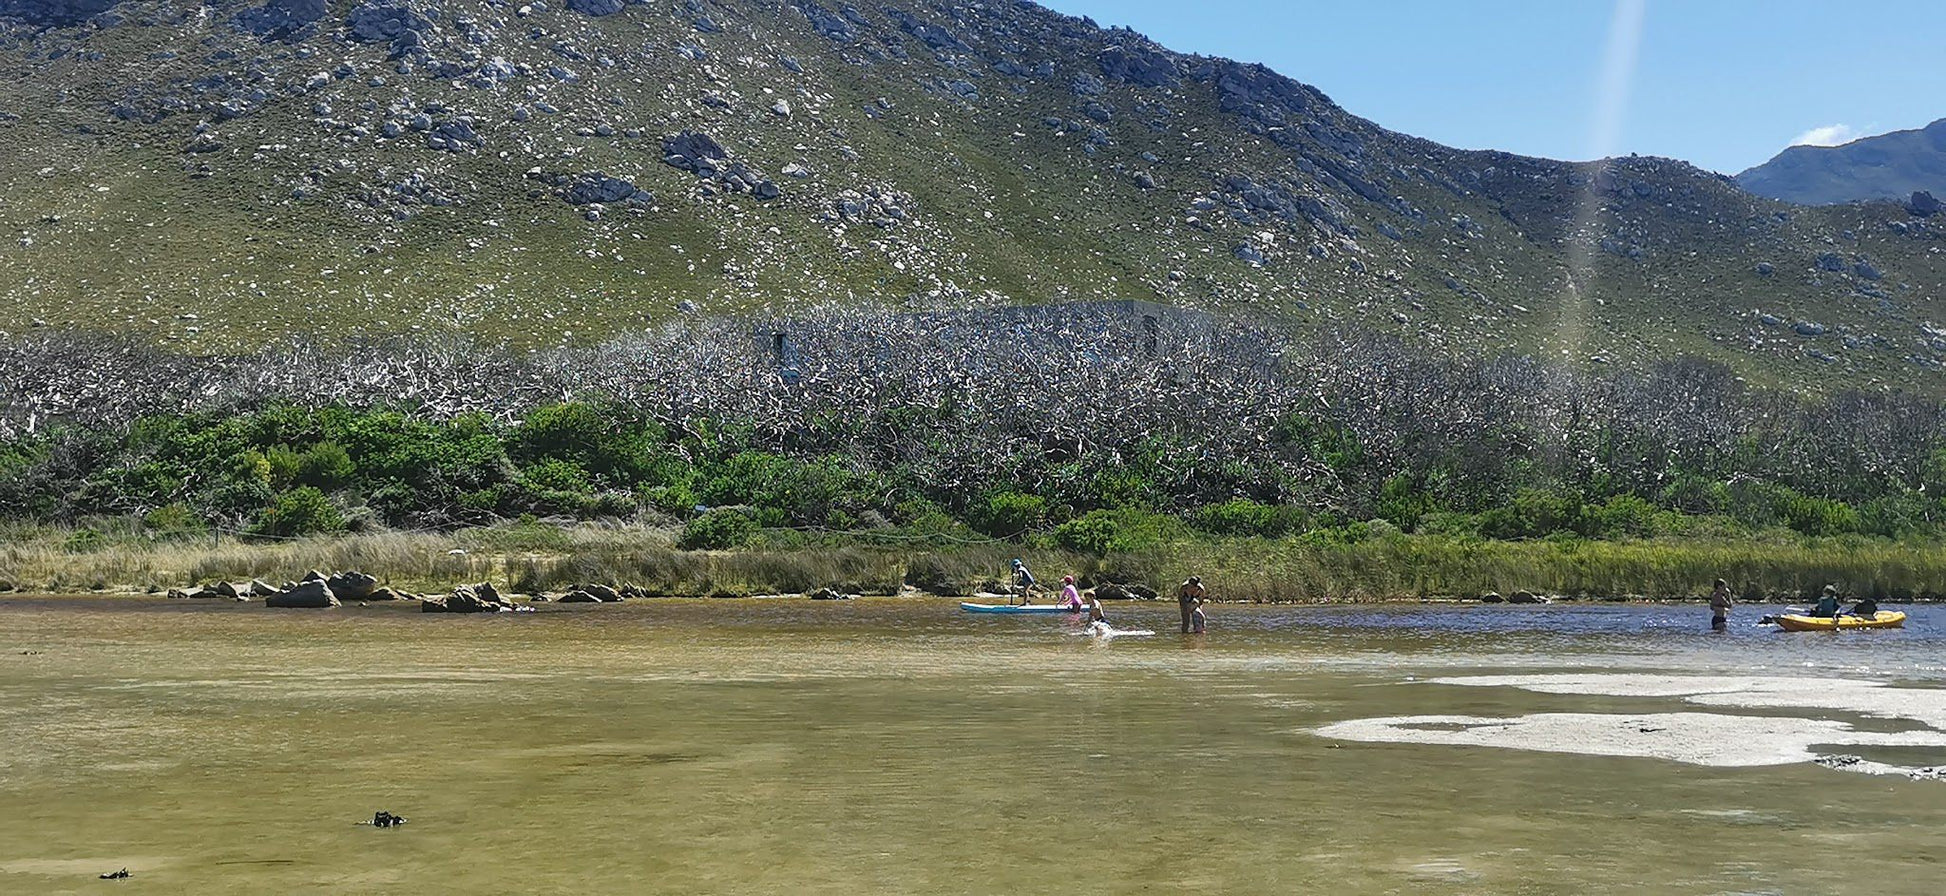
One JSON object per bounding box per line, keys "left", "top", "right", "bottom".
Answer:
{"left": 1774, "top": 611, "right": 1906, "bottom": 632}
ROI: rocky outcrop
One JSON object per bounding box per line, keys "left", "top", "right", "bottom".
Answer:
{"left": 662, "top": 130, "right": 727, "bottom": 171}
{"left": 565, "top": 0, "right": 624, "bottom": 16}
{"left": 326, "top": 570, "right": 379, "bottom": 601}
{"left": 421, "top": 582, "right": 513, "bottom": 613}
{"left": 1098, "top": 45, "right": 1178, "bottom": 88}
{"left": 808, "top": 587, "right": 852, "bottom": 600}
{"left": 1912, "top": 191, "right": 1942, "bottom": 218}
{"left": 232, "top": 0, "right": 326, "bottom": 40}
{"left": 345, "top": 2, "right": 430, "bottom": 58}
{"left": 565, "top": 173, "right": 649, "bottom": 206}
{"left": 266, "top": 579, "right": 339, "bottom": 608}
{"left": 579, "top": 583, "right": 623, "bottom": 602}
{"left": 0, "top": 0, "right": 121, "bottom": 26}
{"left": 795, "top": 0, "right": 856, "bottom": 42}
{"left": 660, "top": 131, "right": 779, "bottom": 198}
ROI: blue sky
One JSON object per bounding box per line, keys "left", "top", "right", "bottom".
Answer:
{"left": 1040, "top": 0, "right": 1946, "bottom": 174}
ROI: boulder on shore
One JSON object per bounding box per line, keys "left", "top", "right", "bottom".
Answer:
{"left": 1508, "top": 590, "right": 1548, "bottom": 604}
{"left": 576, "top": 583, "right": 623, "bottom": 602}
{"left": 558, "top": 589, "right": 600, "bottom": 603}
{"left": 248, "top": 579, "right": 278, "bottom": 597}
{"left": 326, "top": 570, "right": 379, "bottom": 601}
{"left": 266, "top": 580, "right": 340, "bottom": 608}
{"left": 422, "top": 582, "right": 513, "bottom": 613}
{"left": 809, "top": 587, "right": 853, "bottom": 600}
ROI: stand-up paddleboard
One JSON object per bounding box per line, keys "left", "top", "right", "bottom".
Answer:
{"left": 960, "top": 602, "right": 1080, "bottom": 615}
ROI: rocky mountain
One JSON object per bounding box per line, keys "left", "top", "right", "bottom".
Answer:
{"left": 1737, "top": 119, "right": 1946, "bottom": 207}
{"left": 0, "top": 0, "right": 1942, "bottom": 389}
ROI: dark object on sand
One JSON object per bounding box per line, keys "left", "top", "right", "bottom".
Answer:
{"left": 371, "top": 810, "right": 407, "bottom": 828}
{"left": 99, "top": 868, "right": 130, "bottom": 879}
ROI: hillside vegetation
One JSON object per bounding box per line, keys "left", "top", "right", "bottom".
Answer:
{"left": 0, "top": 0, "right": 1941, "bottom": 390}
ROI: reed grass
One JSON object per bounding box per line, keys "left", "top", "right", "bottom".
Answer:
{"left": 2, "top": 522, "right": 1942, "bottom": 602}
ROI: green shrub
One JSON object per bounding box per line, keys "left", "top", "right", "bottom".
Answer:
{"left": 1586, "top": 494, "right": 1658, "bottom": 539}
{"left": 296, "top": 442, "right": 356, "bottom": 490}
{"left": 1191, "top": 498, "right": 1304, "bottom": 537}
{"left": 679, "top": 507, "right": 759, "bottom": 550}
{"left": 968, "top": 490, "right": 1047, "bottom": 537}
{"left": 251, "top": 486, "right": 347, "bottom": 538}
{"left": 1051, "top": 508, "right": 1171, "bottom": 554}
{"left": 1478, "top": 488, "right": 1583, "bottom": 539}
{"left": 522, "top": 459, "right": 594, "bottom": 494}
{"left": 143, "top": 502, "right": 207, "bottom": 536}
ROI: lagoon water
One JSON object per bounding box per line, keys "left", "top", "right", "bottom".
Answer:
{"left": 6, "top": 597, "right": 1946, "bottom": 894}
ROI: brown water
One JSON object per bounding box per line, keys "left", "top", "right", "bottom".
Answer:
{"left": 5, "top": 597, "right": 1946, "bottom": 894}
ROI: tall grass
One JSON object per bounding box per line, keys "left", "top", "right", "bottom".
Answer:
{"left": 3, "top": 522, "right": 1943, "bottom": 602}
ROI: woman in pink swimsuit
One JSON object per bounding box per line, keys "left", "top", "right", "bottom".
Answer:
{"left": 1059, "top": 575, "right": 1084, "bottom": 611}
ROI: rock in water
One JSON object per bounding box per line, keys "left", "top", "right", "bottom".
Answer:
{"left": 265, "top": 580, "right": 339, "bottom": 608}
{"left": 577, "top": 583, "right": 623, "bottom": 602}
{"left": 424, "top": 582, "right": 513, "bottom": 613}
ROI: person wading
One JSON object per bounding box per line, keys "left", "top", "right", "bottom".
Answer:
{"left": 1178, "top": 576, "right": 1207, "bottom": 633}
{"left": 1709, "top": 578, "right": 1734, "bottom": 632}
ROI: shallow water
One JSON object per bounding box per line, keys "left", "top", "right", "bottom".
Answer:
{"left": 5, "top": 597, "right": 1946, "bottom": 894}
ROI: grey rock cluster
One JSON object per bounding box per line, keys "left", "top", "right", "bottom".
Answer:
{"left": 563, "top": 172, "right": 650, "bottom": 206}
{"left": 1097, "top": 45, "right": 1177, "bottom": 88}
{"left": 829, "top": 185, "right": 912, "bottom": 227}
{"left": 0, "top": 0, "right": 121, "bottom": 26}
{"left": 662, "top": 130, "right": 779, "bottom": 200}
{"left": 345, "top": 1, "right": 431, "bottom": 58}
{"left": 795, "top": 0, "right": 859, "bottom": 43}
{"left": 232, "top": 0, "right": 326, "bottom": 40}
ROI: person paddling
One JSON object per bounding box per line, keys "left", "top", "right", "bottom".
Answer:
{"left": 1011, "top": 558, "right": 1036, "bottom": 605}
{"left": 1812, "top": 584, "right": 1841, "bottom": 618}
{"left": 1846, "top": 595, "right": 1880, "bottom": 618}
{"left": 1709, "top": 578, "right": 1733, "bottom": 631}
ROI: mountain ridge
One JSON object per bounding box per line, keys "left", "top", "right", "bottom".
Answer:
{"left": 1737, "top": 118, "right": 1946, "bottom": 207}
{"left": 0, "top": 0, "right": 1941, "bottom": 391}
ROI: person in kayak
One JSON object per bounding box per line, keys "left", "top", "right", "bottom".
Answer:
{"left": 1178, "top": 576, "right": 1207, "bottom": 633}
{"left": 1812, "top": 584, "right": 1841, "bottom": 618}
{"left": 1846, "top": 595, "right": 1880, "bottom": 618}
{"left": 1011, "top": 558, "right": 1036, "bottom": 604}
{"left": 1709, "top": 579, "right": 1733, "bottom": 631}
{"left": 1059, "top": 575, "right": 1084, "bottom": 612}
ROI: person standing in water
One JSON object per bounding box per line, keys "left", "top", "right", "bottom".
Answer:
{"left": 1059, "top": 575, "right": 1084, "bottom": 612}
{"left": 1709, "top": 579, "right": 1733, "bottom": 631}
{"left": 1178, "top": 576, "right": 1207, "bottom": 633}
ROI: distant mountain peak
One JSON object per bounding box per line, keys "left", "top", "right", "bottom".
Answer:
{"left": 1737, "top": 118, "right": 1946, "bottom": 205}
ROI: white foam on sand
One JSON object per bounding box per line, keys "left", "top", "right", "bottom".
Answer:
{"left": 1430, "top": 674, "right": 1946, "bottom": 729}
{"left": 1314, "top": 711, "right": 1946, "bottom": 768}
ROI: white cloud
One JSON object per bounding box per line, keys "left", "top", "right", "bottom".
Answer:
{"left": 1789, "top": 124, "right": 1858, "bottom": 148}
